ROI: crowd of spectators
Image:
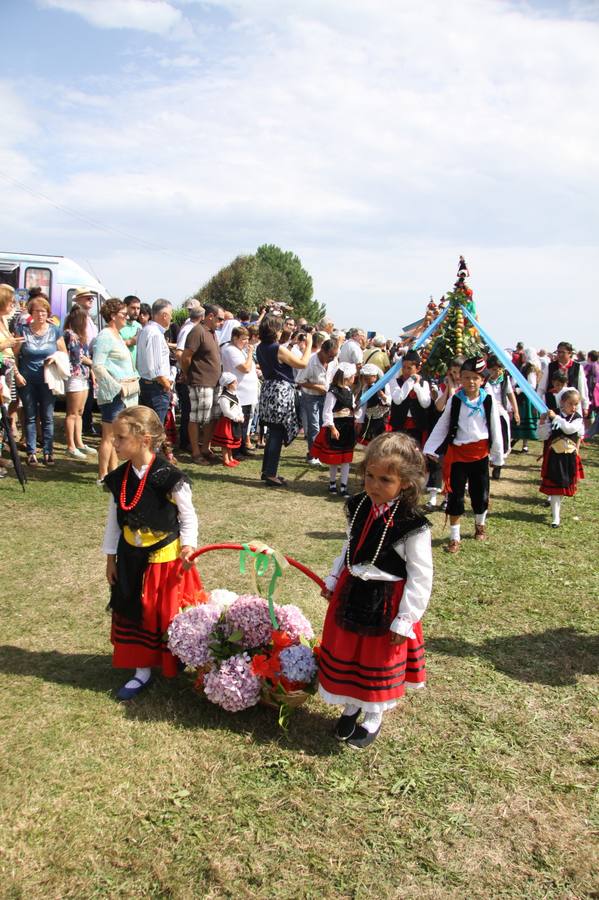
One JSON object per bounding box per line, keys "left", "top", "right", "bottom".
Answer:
{"left": 1, "top": 282, "right": 598, "bottom": 483}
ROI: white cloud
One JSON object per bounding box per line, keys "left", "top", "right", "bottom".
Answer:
{"left": 38, "top": 0, "right": 188, "bottom": 35}
{"left": 5, "top": 1, "right": 599, "bottom": 348}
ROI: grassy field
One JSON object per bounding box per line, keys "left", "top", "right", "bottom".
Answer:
{"left": 1, "top": 428, "right": 598, "bottom": 899}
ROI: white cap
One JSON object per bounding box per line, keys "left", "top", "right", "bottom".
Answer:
{"left": 219, "top": 372, "right": 237, "bottom": 387}
{"left": 361, "top": 363, "right": 383, "bottom": 378}
{"left": 336, "top": 362, "right": 357, "bottom": 378}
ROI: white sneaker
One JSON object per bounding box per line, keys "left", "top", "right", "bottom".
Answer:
{"left": 309, "top": 458, "right": 322, "bottom": 467}
{"left": 67, "top": 448, "right": 87, "bottom": 460}
{"left": 80, "top": 444, "right": 97, "bottom": 455}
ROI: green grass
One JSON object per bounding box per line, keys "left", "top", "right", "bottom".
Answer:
{"left": 1, "top": 431, "right": 598, "bottom": 899}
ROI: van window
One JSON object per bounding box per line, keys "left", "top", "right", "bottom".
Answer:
{"left": 25, "top": 267, "right": 52, "bottom": 296}
{"left": 0, "top": 262, "right": 20, "bottom": 289}
{"left": 67, "top": 288, "right": 101, "bottom": 328}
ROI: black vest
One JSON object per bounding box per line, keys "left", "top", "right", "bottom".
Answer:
{"left": 104, "top": 456, "right": 188, "bottom": 534}
{"left": 547, "top": 360, "right": 580, "bottom": 389}
{"left": 548, "top": 412, "right": 581, "bottom": 445}
{"left": 434, "top": 393, "right": 493, "bottom": 456}
{"left": 345, "top": 492, "right": 430, "bottom": 579}
{"left": 390, "top": 378, "right": 430, "bottom": 431}
{"left": 331, "top": 385, "right": 354, "bottom": 415}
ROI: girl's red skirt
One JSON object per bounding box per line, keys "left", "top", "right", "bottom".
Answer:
{"left": 310, "top": 418, "right": 355, "bottom": 465}
{"left": 539, "top": 444, "right": 584, "bottom": 497}
{"left": 111, "top": 559, "right": 204, "bottom": 676}
{"left": 318, "top": 569, "right": 426, "bottom": 705}
{"left": 212, "top": 416, "right": 242, "bottom": 450}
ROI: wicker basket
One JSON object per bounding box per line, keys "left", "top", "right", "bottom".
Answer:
{"left": 260, "top": 686, "right": 310, "bottom": 709}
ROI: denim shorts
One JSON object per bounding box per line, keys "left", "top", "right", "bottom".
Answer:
{"left": 99, "top": 395, "right": 125, "bottom": 423}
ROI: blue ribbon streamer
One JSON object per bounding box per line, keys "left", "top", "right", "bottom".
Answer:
{"left": 359, "top": 305, "right": 450, "bottom": 406}
{"left": 459, "top": 305, "right": 548, "bottom": 415}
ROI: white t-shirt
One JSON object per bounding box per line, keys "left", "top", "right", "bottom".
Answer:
{"left": 220, "top": 343, "right": 259, "bottom": 407}
{"left": 338, "top": 339, "right": 363, "bottom": 366}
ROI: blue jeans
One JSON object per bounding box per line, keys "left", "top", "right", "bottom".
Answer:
{"left": 262, "top": 423, "right": 285, "bottom": 477}
{"left": 140, "top": 380, "right": 170, "bottom": 425}
{"left": 301, "top": 393, "right": 325, "bottom": 451}
{"left": 18, "top": 380, "right": 56, "bottom": 455}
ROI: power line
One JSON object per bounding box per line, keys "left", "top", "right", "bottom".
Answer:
{"left": 0, "top": 171, "right": 207, "bottom": 267}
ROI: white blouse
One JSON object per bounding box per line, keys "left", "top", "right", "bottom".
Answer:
{"left": 102, "top": 464, "right": 198, "bottom": 554}
{"left": 391, "top": 376, "right": 431, "bottom": 410}
{"left": 423, "top": 391, "right": 505, "bottom": 467}
{"left": 325, "top": 505, "right": 433, "bottom": 640}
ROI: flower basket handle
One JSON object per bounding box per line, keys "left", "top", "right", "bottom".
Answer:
{"left": 189, "top": 543, "right": 325, "bottom": 592}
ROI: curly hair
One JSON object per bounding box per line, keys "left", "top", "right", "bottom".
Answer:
{"left": 115, "top": 406, "right": 166, "bottom": 451}
{"left": 100, "top": 298, "right": 125, "bottom": 324}
{"left": 358, "top": 432, "right": 427, "bottom": 513}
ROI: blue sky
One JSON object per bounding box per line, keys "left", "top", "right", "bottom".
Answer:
{"left": 1, "top": 0, "right": 598, "bottom": 349}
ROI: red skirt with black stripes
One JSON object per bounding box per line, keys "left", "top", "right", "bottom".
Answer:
{"left": 318, "top": 569, "right": 426, "bottom": 707}
{"left": 111, "top": 559, "right": 204, "bottom": 676}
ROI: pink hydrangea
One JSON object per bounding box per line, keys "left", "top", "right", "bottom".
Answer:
{"left": 225, "top": 595, "right": 278, "bottom": 649}
{"left": 276, "top": 604, "right": 314, "bottom": 641}
{"left": 166, "top": 604, "right": 220, "bottom": 667}
{"left": 203, "top": 653, "right": 261, "bottom": 712}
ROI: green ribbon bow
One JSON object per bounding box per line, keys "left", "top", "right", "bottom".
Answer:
{"left": 239, "top": 543, "right": 283, "bottom": 628}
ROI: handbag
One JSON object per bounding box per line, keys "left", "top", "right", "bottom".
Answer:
{"left": 120, "top": 376, "right": 140, "bottom": 399}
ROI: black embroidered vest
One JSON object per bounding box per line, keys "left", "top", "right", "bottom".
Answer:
{"left": 434, "top": 393, "right": 493, "bottom": 456}
{"left": 331, "top": 385, "right": 354, "bottom": 415}
{"left": 547, "top": 360, "right": 580, "bottom": 389}
{"left": 345, "top": 492, "right": 429, "bottom": 579}
{"left": 390, "top": 378, "right": 430, "bottom": 431}
{"left": 104, "top": 456, "right": 188, "bottom": 534}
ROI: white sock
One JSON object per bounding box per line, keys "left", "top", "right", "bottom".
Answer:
{"left": 475, "top": 511, "right": 487, "bottom": 526}
{"left": 550, "top": 495, "right": 561, "bottom": 525}
{"left": 450, "top": 524, "right": 461, "bottom": 542}
{"left": 339, "top": 462, "right": 350, "bottom": 485}
{"left": 427, "top": 490, "right": 438, "bottom": 506}
{"left": 124, "top": 667, "right": 151, "bottom": 689}
{"left": 362, "top": 711, "right": 383, "bottom": 734}
{"left": 329, "top": 465, "right": 338, "bottom": 482}
{"left": 342, "top": 703, "right": 360, "bottom": 717}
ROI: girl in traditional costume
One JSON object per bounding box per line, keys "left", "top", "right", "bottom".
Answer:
{"left": 356, "top": 363, "right": 390, "bottom": 445}
{"left": 485, "top": 355, "right": 520, "bottom": 479}
{"left": 318, "top": 432, "right": 433, "bottom": 750}
{"left": 310, "top": 362, "right": 357, "bottom": 497}
{"left": 102, "top": 406, "right": 203, "bottom": 700}
{"left": 538, "top": 389, "right": 584, "bottom": 528}
{"left": 212, "top": 372, "right": 244, "bottom": 467}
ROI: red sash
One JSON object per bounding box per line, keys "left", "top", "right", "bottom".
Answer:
{"left": 442, "top": 439, "right": 489, "bottom": 494}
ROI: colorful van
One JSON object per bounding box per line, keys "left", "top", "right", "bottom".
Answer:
{"left": 0, "top": 251, "right": 110, "bottom": 327}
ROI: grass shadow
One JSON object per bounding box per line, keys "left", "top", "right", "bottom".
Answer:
{"left": 0, "top": 645, "right": 115, "bottom": 693}
{"left": 428, "top": 627, "right": 599, "bottom": 686}
{"left": 306, "top": 531, "right": 347, "bottom": 540}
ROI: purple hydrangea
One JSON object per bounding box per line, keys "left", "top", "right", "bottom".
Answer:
{"left": 279, "top": 644, "right": 317, "bottom": 684}
{"left": 276, "top": 605, "right": 314, "bottom": 642}
{"left": 166, "top": 604, "right": 221, "bottom": 667}
{"left": 225, "top": 595, "right": 276, "bottom": 649}
{"left": 203, "top": 653, "right": 262, "bottom": 712}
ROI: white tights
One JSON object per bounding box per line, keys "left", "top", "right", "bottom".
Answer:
{"left": 329, "top": 463, "right": 350, "bottom": 485}
{"left": 550, "top": 495, "right": 561, "bottom": 525}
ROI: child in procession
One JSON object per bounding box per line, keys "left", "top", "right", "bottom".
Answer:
{"left": 102, "top": 406, "right": 202, "bottom": 700}
{"left": 544, "top": 370, "right": 568, "bottom": 414}
{"left": 211, "top": 372, "right": 245, "bottom": 467}
{"left": 389, "top": 350, "right": 431, "bottom": 448}
{"left": 485, "top": 355, "right": 520, "bottom": 479}
{"left": 538, "top": 389, "right": 584, "bottom": 528}
{"left": 424, "top": 357, "right": 464, "bottom": 510}
{"left": 310, "top": 362, "right": 357, "bottom": 497}
{"left": 318, "top": 432, "right": 433, "bottom": 750}
{"left": 423, "top": 356, "right": 504, "bottom": 553}
{"left": 356, "top": 363, "right": 390, "bottom": 444}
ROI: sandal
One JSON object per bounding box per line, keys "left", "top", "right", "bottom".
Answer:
{"left": 201, "top": 450, "right": 218, "bottom": 462}
{"left": 43, "top": 453, "right": 55, "bottom": 467}
{"left": 264, "top": 476, "right": 287, "bottom": 487}
{"left": 27, "top": 454, "right": 38, "bottom": 467}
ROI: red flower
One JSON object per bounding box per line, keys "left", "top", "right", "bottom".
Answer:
{"left": 271, "top": 630, "right": 295, "bottom": 651}
{"left": 251, "top": 653, "right": 281, "bottom": 681}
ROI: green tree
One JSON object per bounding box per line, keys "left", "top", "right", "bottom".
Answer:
{"left": 195, "top": 255, "right": 292, "bottom": 316}
{"left": 256, "top": 244, "right": 325, "bottom": 322}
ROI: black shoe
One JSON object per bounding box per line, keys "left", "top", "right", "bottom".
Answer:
{"left": 346, "top": 724, "right": 381, "bottom": 750}
{"left": 491, "top": 466, "right": 502, "bottom": 480}
{"left": 440, "top": 499, "right": 447, "bottom": 512}
{"left": 339, "top": 484, "right": 351, "bottom": 498}
{"left": 328, "top": 483, "right": 337, "bottom": 494}
{"left": 334, "top": 709, "right": 361, "bottom": 741}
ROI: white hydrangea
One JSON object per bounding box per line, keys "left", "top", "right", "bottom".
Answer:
{"left": 208, "top": 589, "right": 239, "bottom": 611}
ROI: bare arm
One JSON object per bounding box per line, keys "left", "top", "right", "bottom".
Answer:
{"left": 278, "top": 335, "right": 312, "bottom": 369}
{"left": 180, "top": 348, "right": 193, "bottom": 375}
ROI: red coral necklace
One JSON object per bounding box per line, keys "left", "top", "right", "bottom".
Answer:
{"left": 119, "top": 454, "right": 156, "bottom": 511}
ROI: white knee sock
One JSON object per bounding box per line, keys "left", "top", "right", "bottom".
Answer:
{"left": 124, "top": 667, "right": 151, "bottom": 689}
{"left": 450, "top": 524, "right": 461, "bottom": 542}
{"left": 329, "top": 465, "right": 338, "bottom": 483}
{"left": 550, "top": 495, "right": 561, "bottom": 525}
{"left": 427, "top": 489, "right": 438, "bottom": 506}
{"left": 362, "top": 711, "right": 383, "bottom": 733}
{"left": 475, "top": 511, "right": 488, "bottom": 526}
{"left": 339, "top": 462, "right": 350, "bottom": 485}
{"left": 342, "top": 703, "right": 360, "bottom": 717}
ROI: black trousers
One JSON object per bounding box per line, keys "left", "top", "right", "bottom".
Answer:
{"left": 446, "top": 456, "right": 489, "bottom": 517}
{"left": 82, "top": 376, "right": 94, "bottom": 431}
{"left": 177, "top": 382, "right": 190, "bottom": 450}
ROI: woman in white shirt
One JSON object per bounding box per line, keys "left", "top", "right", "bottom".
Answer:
{"left": 220, "top": 326, "right": 259, "bottom": 457}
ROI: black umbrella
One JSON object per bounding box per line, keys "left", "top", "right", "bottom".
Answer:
{"left": 1, "top": 403, "right": 27, "bottom": 491}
